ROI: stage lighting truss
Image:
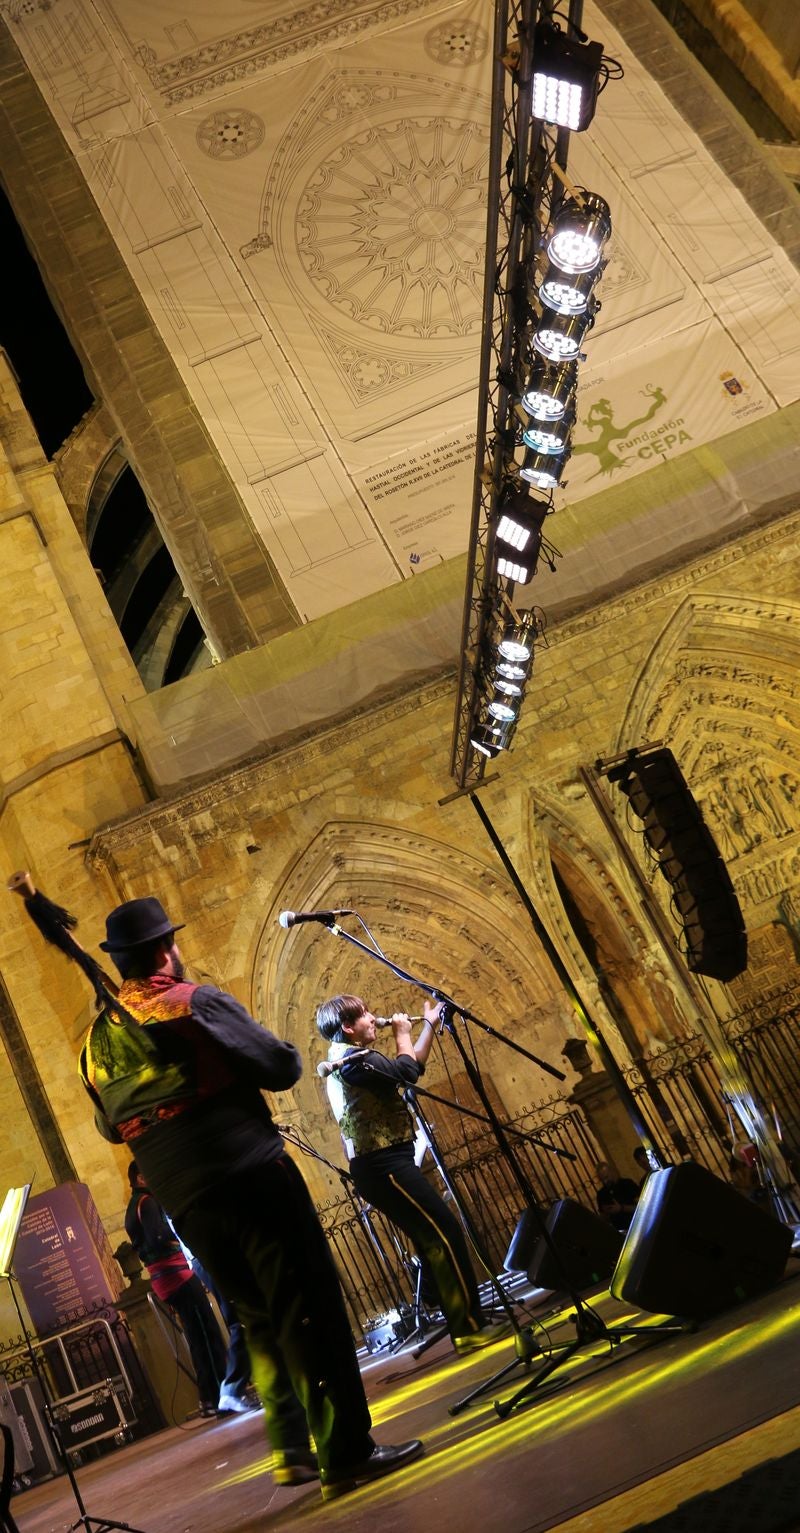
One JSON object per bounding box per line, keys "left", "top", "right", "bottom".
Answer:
{"left": 450, "top": 0, "right": 621, "bottom": 789}
{"left": 469, "top": 608, "right": 546, "bottom": 758}
{"left": 531, "top": 23, "right": 604, "bottom": 132}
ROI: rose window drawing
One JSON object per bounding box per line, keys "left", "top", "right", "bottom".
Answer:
{"left": 424, "top": 17, "right": 489, "bottom": 66}
{"left": 296, "top": 116, "right": 487, "bottom": 340}
{"left": 196, "top": 108, "right": 265, "bottom": 158}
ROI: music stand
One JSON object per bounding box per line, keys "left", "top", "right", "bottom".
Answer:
{"left": 0, "top": 1185, "right": 149, "bottom": 1533}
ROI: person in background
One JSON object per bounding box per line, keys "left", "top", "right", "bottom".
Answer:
{"left": 166, "top": 1221, "right": 257, "bottom": 1416}
{"left": 594, "top": 1160, "right": 640, "bottom": 1233}
{"left": 124, "top": 1162, "right": 227, "bottom": 1418}
{"left": 632, "top": 1145, "right": 653, "bottom": 1194}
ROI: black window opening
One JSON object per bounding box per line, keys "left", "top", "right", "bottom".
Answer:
{"left": 90, "top": 464, "right": 210, "bottom": 692}
{"left": 0, "top": 180, "right": 93, "bottom": 456}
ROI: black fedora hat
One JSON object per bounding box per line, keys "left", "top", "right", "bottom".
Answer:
{"left": 99, "top": 897, "right": 184, "bottom": 952}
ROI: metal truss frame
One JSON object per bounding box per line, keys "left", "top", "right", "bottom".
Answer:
{"left": 449, "top": 0, "right": 571, "bottom": 789}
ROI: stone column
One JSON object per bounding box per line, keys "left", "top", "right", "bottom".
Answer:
{"left": 562, "top": 1037, "right": 642, "bottom": 1179}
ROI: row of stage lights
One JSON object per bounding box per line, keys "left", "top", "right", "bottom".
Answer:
{"left": 469, "top": 21, "right": 616, "bottom": 763}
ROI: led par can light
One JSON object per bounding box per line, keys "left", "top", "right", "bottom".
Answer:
{"left": 538, "top": 262, "right": 599, "bottom": 316}
{"left": 547, "top": 193, "right": 612, "bottom": 275}
{"left": 519, "top": 445, "right": 570, "bottom": 491}
{"left": 532, "top": 306, "right": 595, "bottom": 363}
{"left": 520, "top": 359, "right": 578, "bottom": 419}
{"left": 487, "top": 690, "right": 522, "bottom": 724}
{"left": 521, "top": 406, "right": 575, "bottom": 455}
{"left": 495, "top": 658, "right": 529, "bottom": 682}
{"left": 498, "top": 611, "right": 539, "bottom": 663}
{"left": 470, "top": 721, "right": 503, "bottom": 758}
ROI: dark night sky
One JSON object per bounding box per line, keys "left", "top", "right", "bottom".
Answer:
{"left": 0, "top": 180, "right": 93, "bottom": 458}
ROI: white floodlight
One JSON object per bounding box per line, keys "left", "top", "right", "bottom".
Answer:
{"left": 532, "top": 25, "right": 603, "bottom": 132}
{"left": 519, "top": 446, "right": 571, "bottom": 491}
{"left": 519, "top": 359, "right": 577, "bottom": 419}
{"left": 547, "top": 194, "right": 611, "bottom": 274}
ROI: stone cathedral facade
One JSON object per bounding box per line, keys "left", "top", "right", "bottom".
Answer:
{"left": 0, "top": 0, "right": 799, "bottom": 1326}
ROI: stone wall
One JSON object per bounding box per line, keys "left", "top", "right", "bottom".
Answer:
{"left": 2, "top": 341, "right": 799, "bottom": 1256}
{"left": 84, "top": 504, "right": 800, "bottom": 1215}
{"left": 0, "top": 357, "right": 149, "bottom": 1317}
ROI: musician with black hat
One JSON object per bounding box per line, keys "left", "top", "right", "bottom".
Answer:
{"left": 78, "top": 896, "right": 422, "bottom": 1501}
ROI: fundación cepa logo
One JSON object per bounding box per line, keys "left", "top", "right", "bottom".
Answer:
{"left": 572, "top": 384, "right": 693, "bottom": 479}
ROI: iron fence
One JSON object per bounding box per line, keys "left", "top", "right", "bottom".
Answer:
{"left": 721, "top": 985, "right": 800, "bottom": 1169}
{"left": 623, "top": 1036, "right": 732, "bottom": 1177}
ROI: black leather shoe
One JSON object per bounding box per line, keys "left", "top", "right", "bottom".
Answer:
{"left": 321, "top": 1439, "right": 424, "bottom": 1501}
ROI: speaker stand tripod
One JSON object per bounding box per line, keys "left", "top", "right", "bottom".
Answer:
{"left": 0, "top": 1186, "right": 149, "bottom": 1533}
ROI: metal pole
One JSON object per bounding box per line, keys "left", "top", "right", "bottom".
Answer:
{"left": 469, "top": 792, "right": 663, "bottom": 1159}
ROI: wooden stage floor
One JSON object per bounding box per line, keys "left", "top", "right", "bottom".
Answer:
{"left": 10, "top": 1277, "right": 800, "bottom": 1533}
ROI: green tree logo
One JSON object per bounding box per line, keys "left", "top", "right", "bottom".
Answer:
{"left": 573, "top": 385, "right": 667, "bottom": 478}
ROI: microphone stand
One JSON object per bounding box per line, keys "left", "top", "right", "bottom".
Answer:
{"left": 275, "top": 1123, "right": 423, "bottom": 1351}
{"left": 401, "top": 1082, "right": 576, "bottom": 1357}
{"left": 312, "top": 919, "right": 686, "bottom": 1418}
{"left": 403, "top": 1087, "right": 542, "bottom": 1360}
{"left": 409, "top": 1083, "right": 576, "bottom": 1161}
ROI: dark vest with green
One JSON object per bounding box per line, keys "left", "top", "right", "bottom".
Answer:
{"left": 337, "top": 1048, "right": 415, "bottom": 1157}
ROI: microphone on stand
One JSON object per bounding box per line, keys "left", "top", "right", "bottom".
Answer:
{"left": 317, "top": 1049, "right": 372, "bottom": 1079}
{"left": 278, "top": 908, "right": 353, "bottom": 929}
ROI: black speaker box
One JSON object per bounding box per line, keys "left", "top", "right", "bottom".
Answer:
{"left": 607, "top": 748, "right": 747, "bottom": 982}
{"left": 509, "top": 1200, "right": 623, "bottom": 1290}
{"left": 611, "top": 1163, "right": 793, "bottom": 1319}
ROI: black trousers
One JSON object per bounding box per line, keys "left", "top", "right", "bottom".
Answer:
{"left": 191, "top": 1258, "right": 251, "bottom": 1397}
{"left": 350, "top": 1142, "right": 484, "bottom": 1340}
{"left": 177, "top": 1154, "right": 373, "bottom": 1472}
{"left": 167, "top": 1275, "right": 227, "bottom": 1408}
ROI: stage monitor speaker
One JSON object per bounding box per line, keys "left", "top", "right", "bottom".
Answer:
{"left": 518, "top": 1200, "right": 623, "bottom": 1291}
{"left": 606, "top": 747, "right": 747, "bottom": 982}
{"left": 611, "top": 1163, "right": 793, "bottom": 1320}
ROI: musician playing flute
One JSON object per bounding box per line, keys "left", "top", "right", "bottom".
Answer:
{"left": 316, "top": 994, "right": 511, "bottom": 1355}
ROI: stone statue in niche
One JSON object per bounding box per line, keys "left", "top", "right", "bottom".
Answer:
{"left": 705, "top": 761, "right": 798, "bottom": 861}
{"left": 702, "top": 788, "right": 739, "bottom": 863}
{"left": 748, "top": 763, "right": 797, "bottom": 839}
{"left": 727, "top": 775, "right": 771, "bottom": 851}
{"left": 773, "top": 892, "right": 800, "bottom": 965}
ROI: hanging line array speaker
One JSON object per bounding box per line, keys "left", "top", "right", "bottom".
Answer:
{"left": 605, "top": 747, "right": 747, "bottom": 982}
{"left": 504, "top": 1200, "right": 623, "bottom": 1291}
{"left": 611, "top": 1163, "right": 792, "bottom": 1320}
